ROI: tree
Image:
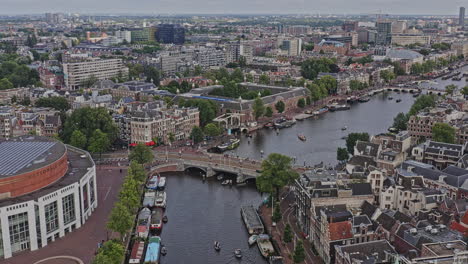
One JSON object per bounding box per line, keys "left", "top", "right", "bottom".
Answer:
{"left": 168, "top": 132, "right": 175, "bottom": 143}
{"left": 0, "top": 78, "right": 13, "bottom": 90}
{"left": 259, "top": 74, "right": 270, "bottom": 85}
{"left": 275, "top": 101, "right": 285, "bottom": 113}
{"left": 337, "top": 147, "right": 349, "bottom": 162}
{"left": 256, "top": 153, "right": 299, "bottom": 200}
{"left": 129, "top": 144, "right": 154, "bottom": 164}
{"left": 70, "top": 130, "right": 87, "bottom": 149}
{"left": 119, "top": 177, "right": 141, "bottom": 211}
{"left": 265, "top": 106, "right": 273, "bottom": 117}
{"left": 61, "top": 107, "right": 117, "bottom": 149}
{"left": 462, "top": 86, "right": 468, "bottom": 97}
{"left": 380, "top": 70, "right": 396, "bottom": 83}
{"left": 272, "top": 202, "right": 281, "bottom": 223}
{"left": 190, "top": 126, "right": 204, "bottom": 144}
{"left": 408, "top": 95, "right": 436, "bottom": 116}
{"left": 283, "top": 224, "right": 293, "bottom": 243}
{"left": 392, "top": 112, "right": 408, "bottom": 131}
{"left": 293, "top": 240, "right": 306, "bottom": 263}
{"left": 93, "top": 240, "right": 125, "bottom": 264}
{"left": 253, "top": 97, "right": 265, "bottom": 120}
{"left": 204, "top": 123, "right": 221, "bottom": 137}
{"left": 300, "top": 57, "right": 337, "bottom": 80}
{"left": 36, "top": 97, "right": 70, "bottom": 111}
{"left": 88, "top": 129, "right": 110, "bottom": 159}
{"left": 107, "top": 202, "right": 133, "bottom": 241}
{"left": 179, "top": 99, "right": 218, "bottom": 126}
{"left": 297, "top": 98, "right": 306, "bottom": 108}
{"left": 346, "top": 132, "right": 370, "bottom": 153}
{"left": 432, "top": 123, "right": 456, "bottom": 144}
{"left": 127, "top": 161, "right": 147, "bottom": 184}
{"left": 445, "top": 84, "right": 457, "bottom": 96}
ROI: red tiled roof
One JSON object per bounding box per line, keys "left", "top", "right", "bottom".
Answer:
{"left": 329, "top": 221, "right": 353, "bottom": 241}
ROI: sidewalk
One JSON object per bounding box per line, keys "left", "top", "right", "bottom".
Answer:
{"left": 259, "top": 190, "right": 323, "bottom": 264}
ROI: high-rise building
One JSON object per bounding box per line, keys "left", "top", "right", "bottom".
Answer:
{"left": 156, "top": 24, "right": 185, "bottom": 45}
{"left": 115, "top": 30, "right": 131, "bottom": 43}
{"left": 44, "top": 13, "right": 63, "bottom": 24}
{"left": 460, "top": 7, "right": 466, "bottom": 27}
{"left": 342, "top": 21, "right": 359, "bottom": 32}
{"left": 391, "top": 20, "right": 407, "bottom": 34}
{"left": 376, "top": 21, "right": 392, "bottom": 46}
{"left": 282, "top": 38, "right": 303, "bottom": 56}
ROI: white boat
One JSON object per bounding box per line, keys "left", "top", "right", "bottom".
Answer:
{"left": 221, "top": 180, "right": 230, "bottom": 185}
{"left": 157, "top": 177, "right": 166, "bottom": 190}
{"left": 214, "top": 241, "right": 221, "bottom": 251}
{"left": 234, "top": 249, "right": 242, "bottom": 258}
{"left": 146, "top": 176, "right": 159, "bottom": 190}
{"left": 154, "top": 191, "right": 166, "bottom": 208}
{"left": 257, "top": 234, "right": 274, "bottom": 258}
{"left": 248, "top": 235, "right": 258, "bottom": 246}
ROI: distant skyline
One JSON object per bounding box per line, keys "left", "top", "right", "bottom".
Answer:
{"left": 0, "top": 0, "right": 466, "bottom": 16}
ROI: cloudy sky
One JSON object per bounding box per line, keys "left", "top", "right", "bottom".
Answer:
{"left": 0, "top": 0, "right": 466, "bottom": 15}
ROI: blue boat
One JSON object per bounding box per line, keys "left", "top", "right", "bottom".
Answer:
{"left": 146, "top": 176, "right": 159, "bottom": 190}
{"left": 144, "top": 236, "right": 161, "bottom": 264}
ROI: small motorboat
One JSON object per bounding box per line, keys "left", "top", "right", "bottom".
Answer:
{"left": 221, "top": 180, "right": 230, "bottom": 185}
{"left": 162, "top": 215, "right": 168, "bottom": 223}
{"left": 396, "top": 99, "right": 402, "bottom": 103}
{"left": 248, "top": 235, "right": 259, "bottom": 246}
{"left": 214, "top": 241, "right": 221, "bottom": 251}
{"left": 161, "top": 246, "right": 167, "bottom": 256}
{"left": 341, "top": 126, "right": 348, "bottom": 131}
{"left": 234, "top": 249, "right": 242, "bottom": 258}
{"left": 388, "top": 96, "right": 393, "bottom": 100}
{"left": 297, "top": 134, "right": 306, "bottom": 141}
{"left": 216, "top": 175, "right": 223, "bottom": 181}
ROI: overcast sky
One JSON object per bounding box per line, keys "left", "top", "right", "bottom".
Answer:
{"left": 0, "top": 0, "right": 466, "bottom": 15}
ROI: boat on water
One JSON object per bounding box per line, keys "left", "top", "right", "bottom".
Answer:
{"left": 248, "top": 235, "right": 259, "bottom": 246}
{"left": 413, "top": 92, "right": 420, "bottom": 97}
{"left": 144, "top": 236, "right": 161, "bottom": 264}
{"left": 396, "top": 99, "right": 402, "bottom": 103}
{"left": 136, "top": 208, "right": 152, "bottom": 238}
{"left": 274, "top": 117, "right": 296, "bottom": 129}
{"left": 129, "top": 241, "right": 146, "bottom": 264}
{"left": 346, "top": 96, "right": 358, "bottom": 104}
{"left": 157, "top": 177, "right": 166, "bottom": 190}
{"left": 146, "top": 176, "right": 159, "bottom": 190}
{"left": 214, "top": 241, "right": 221, "bottom": 251}
{"left": 257, "top": 234, "right": 275, "bottom": 258}
{"left": 150, "top": 208, "right": 164, "bottom": 231}
{"left": 221, "top": 179, "right": 232, "bottom": 185}
{"left": 162, "top": 215, "right": 168, "bottom": 223}
{"left": 234, "top": 249, "right": 242, "bottom": 258}
{"left": 328, "top": 103, "right": 350, "bottom": 112}
{"left": 341, "top": 126, "right": 348, "bottom": 131}
{"left": 264, "top": 122, "right": 274, "bottom": 128}
{"left": 217, "top": 138, "right": 240, "bottom": 152}
{"left": 388, "top": 96, "right": 393, "bottom": 100}
{"left": 313, "top": 107, "right": 329, "bottom": 116}
{"left": 154, "top": 191, "right": 166, "bottom": 208}
{"left": 297, "top": 134, "right": 306, "bottom": 141}
{"left": 216, "top": 175, "right": 223, "bottom": 181}
{"left": 241, "top": 205, "right": 265, "bottom": 235}
{"left": 161, "top": 246, "right": 167, "bottom": 256}
{"left": 358, "top": 96, "right": 370, "bottom": 103}
{"left": 143, "top": 191, "right": 156, "bottom": 208}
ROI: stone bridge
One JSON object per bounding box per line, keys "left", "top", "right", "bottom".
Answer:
{"left": 150, "top": 152, "right": 262, "bottom": 183}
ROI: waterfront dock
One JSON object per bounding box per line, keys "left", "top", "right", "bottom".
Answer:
{"left": 241, "top": 205, "right": 265, "bottom": 235}
{"left": 294, "top": 113, "right": 314, "bottom": 121}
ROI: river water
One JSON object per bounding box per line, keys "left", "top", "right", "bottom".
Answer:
{"left": 159, "top": 74, "right": 466, "bottom": 263}
{"left": 418, "top": 64, "right": 467, "bottom": 90}
{"left": 227, "top": 91, "right": 416, "bottom": 166}
{"left": 160, "top": 173, "right": 267, "bottom": 264}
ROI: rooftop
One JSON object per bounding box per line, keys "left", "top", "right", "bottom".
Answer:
{"left": 0, "top": 136, "right": 66, "bottom": 178}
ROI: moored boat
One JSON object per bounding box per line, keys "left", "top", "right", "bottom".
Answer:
{"left": 146, "top": 176, "right": 159, "bottom": 190}
{"left": 248, "top": 235, "right": 259, "bottom": 246}
{"left": 154, "top": 191, "right": 166, "bottom": 208}
{"left": 396, "top": 99, "right": 402, "bottom": 103}
{"left": 129, "top": 241, "right": 146, "bottom": 264}
{"left": 257, "top": 234, "right": 274, "bottom": 258}
{"left": 150, "top": 208, "right": 164, "bottom": 230}
{"left": 144, "top": 236, "right": 161, "bottom": 264}
{"left": 358, "top": 96, "right": 370, "bottom": 103}
{"left": 217, "top": 138, "right": 240, "bottom": 152}
{"left": 157, "top": 177, "right": 166, "bottom": 190}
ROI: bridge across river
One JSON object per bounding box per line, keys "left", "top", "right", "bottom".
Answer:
{"left": 151, "top": 151, "right": 264, "bottom": 183}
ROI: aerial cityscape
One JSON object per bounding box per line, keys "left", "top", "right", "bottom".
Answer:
{"left": 0, "top": 3, "right": 467, "bottom": 264}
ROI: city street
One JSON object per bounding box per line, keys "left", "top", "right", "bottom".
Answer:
{"left": 2, "top": 166, "right": 126, "bottom": 264}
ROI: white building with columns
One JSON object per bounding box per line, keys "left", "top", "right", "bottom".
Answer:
{"left": 0, "top": 137, "right": 97, "bottom": 259}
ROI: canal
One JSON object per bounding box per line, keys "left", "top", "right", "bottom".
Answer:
{"left": 160, "top": 173, "right": 267, "bottom": 264}
{"left": 227, "top": 91, "right": 416, "bottom": 166}
{"left": 418, "top": 64, "right": 467, "bottom": 90}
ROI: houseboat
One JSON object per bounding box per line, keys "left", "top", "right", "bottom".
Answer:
{"left": 217, "top": 138, "right": 240, "bottom": 152}
{"left": 155, "top": 191, "right": 167, "bottom": 208}
{"left": 129, "top": 241, "right": 146, "bottom": 264}
{"left": 144, "top": 236, "right": 161, "bottom": 264}
{"left": 273, "top": 117, "right": 296, "bottom": 129}
{"left": 328, "top": 103, "right": 350, "bottom": 112}
{"left": 241, "top": 205, "right": 265, "bottom": 235}
{"left": 150, "top": 208, "right": 164, "bottom": 230}
{"left": 313, "top": 107, "right": 328, "bottom": 116}
{"left": 143, "top": 191, "right": 156, "bottom": 208}
{"left": 358, "top": 96, "right": 370, "bottom": 103}
{"left": 136, "top": 208, "right": 151, "bottom": 238}
{"left": 257, "top": 234, "right": 275, "bottom": 258}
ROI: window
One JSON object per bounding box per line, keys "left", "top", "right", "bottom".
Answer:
{"left": 89, "top": 179, "right": 95, "bottom": 204}
{"left": 45, "top": 201, "right": 59, "bottom": 233}
{"left": 62, "top": 194, "right": 76, "bottom": 225}
{"left": 8, "top": 212, "right": 30, "bottom": 254}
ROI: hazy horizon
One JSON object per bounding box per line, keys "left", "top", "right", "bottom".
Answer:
{"left": 0, "top": 0, "right": 466, "bottom": 16}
